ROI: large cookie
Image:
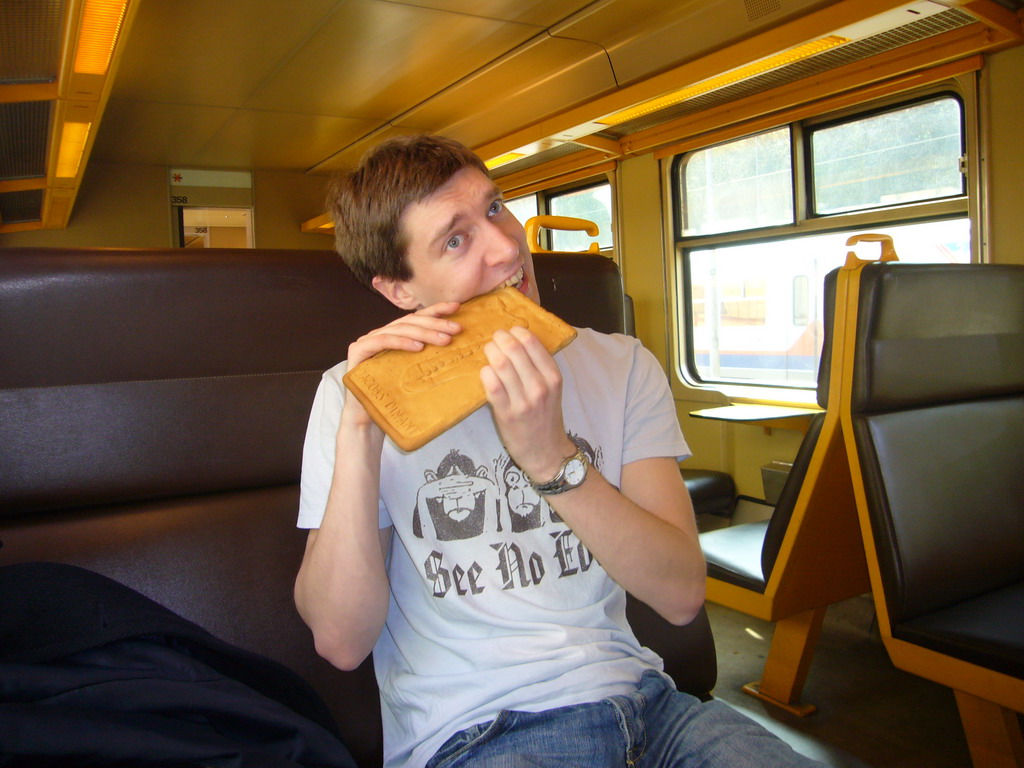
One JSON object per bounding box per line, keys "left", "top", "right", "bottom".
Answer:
{"left": 343, "top": 287, "right": 576, "bottom": 451}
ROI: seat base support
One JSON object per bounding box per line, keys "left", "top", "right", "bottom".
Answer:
{"left": 741, "top": 681, "right": 818, "bottom": 717}
{"left": 740, "top": 606, "right": 827, "bottom": 717}
{"left": 955, "top": 689, "right": 1024, "bottom": 768}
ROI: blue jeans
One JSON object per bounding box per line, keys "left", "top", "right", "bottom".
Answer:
{"left": 426, "top": 670, "right": 825, "bottom": 768}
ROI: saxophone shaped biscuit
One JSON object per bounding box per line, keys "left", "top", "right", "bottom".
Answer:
{"left": 343, "top": 287, "right": 577, "bottom": 451}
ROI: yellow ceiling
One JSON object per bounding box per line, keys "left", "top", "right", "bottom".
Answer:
{"left": 1, "top": 0, "right": 1021, "bottom": 232}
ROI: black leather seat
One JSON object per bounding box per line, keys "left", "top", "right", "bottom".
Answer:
{"left": 680, "top": 468, "right": 736, "bottom": 519}
{"left": 534, "top": 250, "right": 738, "bottom": 523}
{"left": 695, "top": 260, "right": 871, "bottom": 715}
{"left": 700, "top": 413, "right": 824, "bottom": 592}
{"left": 840, "top": 259, "right": 1024, "bottom": 767}
{"left": 0, "top": 247, "right": 719, "bottom": 766}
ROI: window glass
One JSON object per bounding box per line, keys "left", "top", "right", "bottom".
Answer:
{"left": 178, "top": 207, "right": 253, "bottom": 248}
{"left": 810, "top": 97, "right": 963, "bottom": 214}
{"left": 505, "top": 194, "right": 537, "bottom": 229}
{"left": 676, "top": 90, "right": 970, "bottom": 390}
{"left": 549, "top": 183, "right": 612, "bottom": 251}
{"left": 681, "top": 127, "right": 793, "bottom": 237}
{"left": 686, "top": 217, "right": 970, "bottom": 387}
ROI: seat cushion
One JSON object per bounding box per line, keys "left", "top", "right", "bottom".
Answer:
{"left": 894, "top": 581, "right": 1024, "bottom": 680}
{"left": 700, "top": 520, "right": 769, "bottom": 592}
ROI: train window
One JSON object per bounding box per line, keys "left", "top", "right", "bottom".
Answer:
{"left": 505, "top": 195, "right": 538, "bottom": 229}
{"left": 674, "top": 93, "right": 969, "bottom": 391}
{"left": 681, "top": 127, "right": 793, "bottom": 237}
{"left": 809, "top": 97, "right": 964, "bottom": 215}
{"left": 506, "top": 181, "right": 613, "bottom": 252}
{"left": 548, "top": 183, "right": 613, "bottom": 251}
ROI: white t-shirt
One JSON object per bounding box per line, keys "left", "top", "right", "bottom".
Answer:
{"left": 297, "top": 328, "right": 690, "bottom": 767}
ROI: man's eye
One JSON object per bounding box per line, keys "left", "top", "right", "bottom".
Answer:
{"left": 489, "top": 199, "right": 504, "bottom": 215}
{"left": 446, "top": 235, "right": 463, "bottom": 250}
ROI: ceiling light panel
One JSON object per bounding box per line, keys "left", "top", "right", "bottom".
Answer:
{"left": 73, "top": 0, "right": 128, "bottom": 75}
{"left": 490, "top": 142, "right": 589, "bottom": 179}
{"left": 598, "top": 35, "right": 850, "bottom": 126}
{"left": 55, "top": 121, "right": 92, "bottom": 178}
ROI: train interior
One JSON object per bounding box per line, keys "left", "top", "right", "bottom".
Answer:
{"left": 2, "top": 1, "right": 1023, "bottom": 766}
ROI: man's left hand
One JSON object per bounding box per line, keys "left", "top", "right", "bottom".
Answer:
{"left": 480, "top": 326, "right": 576, "bottom": 483}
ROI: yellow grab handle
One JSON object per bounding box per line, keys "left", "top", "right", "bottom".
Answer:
{"left": 844, "top": 233, "right": 899, "bottom": 267}
{"left": 525, "top": 215, "right": 600, "bottom": 253}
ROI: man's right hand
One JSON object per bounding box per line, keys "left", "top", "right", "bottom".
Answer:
{"left": 341, "top": 302, "right": 463, "bottom": 429}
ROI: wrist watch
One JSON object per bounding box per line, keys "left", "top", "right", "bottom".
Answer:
{"left": 531, "top": 447, "right": 589, "bottom": 496}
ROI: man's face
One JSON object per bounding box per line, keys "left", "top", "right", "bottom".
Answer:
{"left": 376, "top": 167, "right": 540, "bottom": 310}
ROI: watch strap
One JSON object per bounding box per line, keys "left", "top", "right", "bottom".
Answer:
{"left": 531, "top": 447, "right": 588, "bottom": 496}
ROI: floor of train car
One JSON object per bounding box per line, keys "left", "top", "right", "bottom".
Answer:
{"left": 707, "top": 594, "right": 972, "bottom": 768}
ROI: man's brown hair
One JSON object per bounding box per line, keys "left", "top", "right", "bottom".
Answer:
{"left": 327, "top": 135, "right": 489, "bottom": 288}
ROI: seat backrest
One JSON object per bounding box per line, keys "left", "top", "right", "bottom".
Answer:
{"left": 757, "top": 268, "right": 838, "bottom": 581}
{"left": 760, "top": 412, "right": 825, "bottom": 580}
{"left": 814, "top": 267, "right": 839, "bottom": 410}
{"left": 0, "top": 249, "right": 621, "bottom": 518}
{"left": 533, "top": 251, "right": 629, "bottom": 334}
{"left": 0, "top": 245, "right": 717, "bottom": 734}
{"left": 0, "top": 248, "right": 402, "bottom": 517}
{"left": 847, "top": 262, "right": 1024, "bottom": 623}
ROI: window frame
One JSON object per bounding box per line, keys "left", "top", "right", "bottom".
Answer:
{"left": 547, "top": 180, "right": 614, "bottom": 252}
{"left": 803, "top": 92, "right": 967, "bottom": 219}
{"left": 507, "top": 176, "right": 614, "bottom": 254}
{"left": 669, "top": 79, "right": 977, "bottom": 398}
{"left": 677, "top": 124, "right": 797, "bottom": 239}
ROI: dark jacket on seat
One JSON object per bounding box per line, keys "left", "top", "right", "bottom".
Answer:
{"left": 0, "top": 562, "right": 357, "bottom": 767}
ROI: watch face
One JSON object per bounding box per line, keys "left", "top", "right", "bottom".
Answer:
{"left": 564, "top": 457, "right": 586, "bottom": 486}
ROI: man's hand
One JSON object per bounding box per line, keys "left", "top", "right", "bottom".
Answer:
{"left": 480, "top": 326, "right": 575, "bottom": 483}
{"left": 343, "top": 302, "right": 462, "bottom": 429}
{"left": 481, "top": 327, "right": 706, "bottom": 625}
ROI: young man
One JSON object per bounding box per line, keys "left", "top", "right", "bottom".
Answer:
{"left": 295, "top": 135, "right": 822, "bottom": 768}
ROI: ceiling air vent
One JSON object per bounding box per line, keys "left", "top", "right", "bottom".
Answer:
{"left": 1, "top": 0, "right": 63, "bottom": 227}
{"left": 0, "top": 0, "right": 64, "bottom": 84}
{"left": 1, "top": 101, "right": 51, "bottom": 180}
{"left": 0, "top": 189, "right": 45, "bottom": 224}
{"left": 744, "top": 0, "right": 783, "bottom": 23}
{"left": 603, "top": 7, "right": 977, "bottom": 137}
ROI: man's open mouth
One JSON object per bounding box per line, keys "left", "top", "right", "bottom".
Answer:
{"left": 500, "top": 267, "right": 524, "bottom": 290}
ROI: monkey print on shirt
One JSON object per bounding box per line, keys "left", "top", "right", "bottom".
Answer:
{"left": 413, "top": 433, "right": 602, "bottom": 598}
